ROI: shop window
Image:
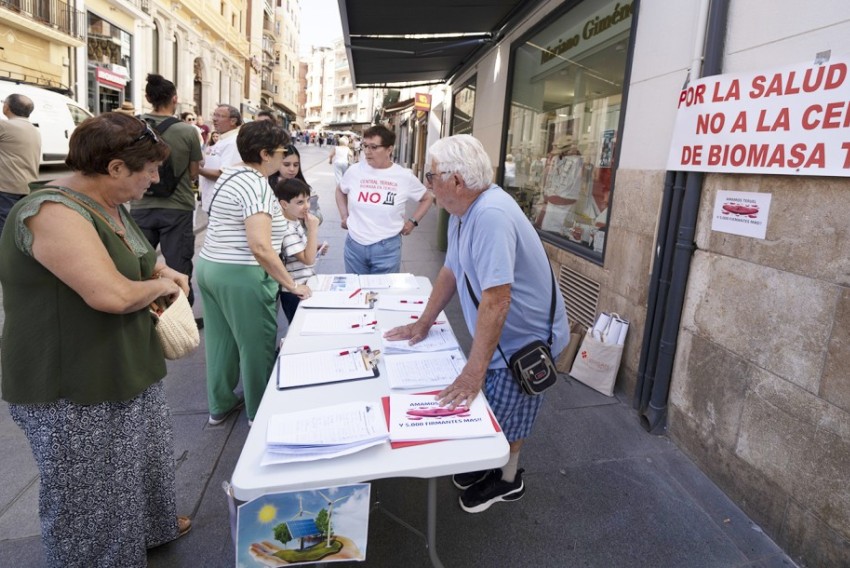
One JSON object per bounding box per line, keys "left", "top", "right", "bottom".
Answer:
{"left": 451, "top": 77, "right": 476, "bottom": 136}
{"left": 504, "top": 0, "right": 633, "bottom": 260}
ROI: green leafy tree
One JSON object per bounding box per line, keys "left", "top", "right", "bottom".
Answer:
{"left": 315, "top": 508, "right": 329, "bottom": 536}
{"left": 273, "top": 522, "right": 292, "bottom": 545}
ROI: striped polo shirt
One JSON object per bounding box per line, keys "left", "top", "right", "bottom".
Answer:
{"left": 199, "top": 166, "right": 286, "bottom": 264}
{"left": 280, "top": 220, "right": 316, "bottom": 284}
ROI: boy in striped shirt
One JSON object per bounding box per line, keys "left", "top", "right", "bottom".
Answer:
{"left": 274, "top": 178, "right": 327, "bottom": 322}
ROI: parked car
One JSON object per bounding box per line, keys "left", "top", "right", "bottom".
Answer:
{"left": 0, "top": 80, "right": 92, "bottom": 166}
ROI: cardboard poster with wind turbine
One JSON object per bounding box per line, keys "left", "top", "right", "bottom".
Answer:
{"left": 236, "top": 483, "right": 371, "bottom": 565}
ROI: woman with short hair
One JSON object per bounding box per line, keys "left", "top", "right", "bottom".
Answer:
{"left": 0, "top": 112, "right": 192, "bottom": 567}
{"left": 197, "top": 120, "right": 312, "bottom": 425}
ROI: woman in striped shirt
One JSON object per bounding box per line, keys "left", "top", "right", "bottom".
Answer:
{"left": 196, "top": 120, "right": 312, "bottom": 425}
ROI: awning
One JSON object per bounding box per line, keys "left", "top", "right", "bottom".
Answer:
{"left": 338, "top": 0, "right": 544, "bottom": 87}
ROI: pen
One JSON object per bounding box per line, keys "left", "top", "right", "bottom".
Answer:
{"left": 348, "top": 288, "right": 361, "bottom": 298}
{"left": 365, "top": 320, "right": 378, "bottom": 326}
{"left": 400, "top": 300, "right": 424, "bottom": 304}
{"left": 433, "top": 321, "right": 446, "bottom": 325}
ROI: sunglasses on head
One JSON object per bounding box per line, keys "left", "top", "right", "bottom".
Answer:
{"left": 132, "top": 120, "right": 159, "bottom": 145}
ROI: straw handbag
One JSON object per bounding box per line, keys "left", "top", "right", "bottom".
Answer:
{"left": 150, "top": 289, "right": 200, "bottom": 360}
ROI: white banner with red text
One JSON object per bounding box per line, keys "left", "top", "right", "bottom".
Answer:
{"left": 667, "top": 58, "right": 850, "bottom": 176}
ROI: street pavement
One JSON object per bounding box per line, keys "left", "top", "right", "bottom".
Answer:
{"left": 0, "top": 144, "right": 796, "bottom": 567}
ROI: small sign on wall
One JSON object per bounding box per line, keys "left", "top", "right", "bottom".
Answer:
{"left": 711, "top": 190, "right": 772, "bottom": 239}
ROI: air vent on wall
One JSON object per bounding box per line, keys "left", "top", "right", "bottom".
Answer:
{"left": 558, "top": 266, "right": 600, "bottom": 330}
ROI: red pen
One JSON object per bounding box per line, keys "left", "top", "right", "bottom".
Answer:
{"left": 351, "top": 323, "right": 361, "bottom": 328}
{"left": 365, "top": 320, "right": 378, "bottom": 326}
{"left": 339, "top": 350, "right": 351, "bottom": 356}
{"left": 348, "top": 288, "right": 361, "bottom": 299}
{"left": 433, "top": 320, "right": 446, "bottom": 325}
{"left": 410, "top": 315, "right": 419, "bottom": 319}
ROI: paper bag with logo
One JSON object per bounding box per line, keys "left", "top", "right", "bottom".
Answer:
{"left": 569, "top": 313, "right": 628, "bottom": 397}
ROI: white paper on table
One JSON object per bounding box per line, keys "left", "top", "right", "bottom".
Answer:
{"left": 266, "top": 400, "right": 387, "bottom": 447}
{"left": 380, "top": 324, "right": 460, "bottom": 353}
{"left": 300, "top": 310, "right": 378, "bottom": 335}
{"left": 376, "top": 294, "right": 430, "bottom": 312}
{"left": 314, "top": 273, "right": 361, "bottom": 292}
{"left": 360, "top": 273, "right": 419, "bottom": 290}
{"left": 260, "top": 438, "right": 386, "bottom": 465}
{"left": 277, "top": 346, "right": 378, "bottom": 389}
{"left": 388, "top": 393, "right": 498, "bottom": 442}
{"left": 385, "top": 349, "right": 467, "bottom": 389}
{"left": 300, "top": 291, "right": 375, "bottom": 309}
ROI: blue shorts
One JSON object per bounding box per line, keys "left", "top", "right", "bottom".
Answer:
{"left": 484, "top": 367, "right": 545, "bottom": 443}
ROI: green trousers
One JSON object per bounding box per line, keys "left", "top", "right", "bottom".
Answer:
{"left": 196, "top": 258, "right": 278, "bottom": 420}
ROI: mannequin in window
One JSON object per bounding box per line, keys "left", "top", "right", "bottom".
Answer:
{"left": 535, "top": 135, "right": 582, "bottom": 233}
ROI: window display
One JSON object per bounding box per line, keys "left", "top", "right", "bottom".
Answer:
{"left": 504, "top": 0, "right": 633, "bottom": 258}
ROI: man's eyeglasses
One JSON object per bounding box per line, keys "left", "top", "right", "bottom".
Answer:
{"left": 362, "top": 143, "right": 385, "bottom": 151}
{"left": 132, "top": 121, "right": 159, "bottom": 145}
{"left": 424, "top": 171, "right": 451, "bottom": 183}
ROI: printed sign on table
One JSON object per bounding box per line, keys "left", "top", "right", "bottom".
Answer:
{"left": 237, "top": 484, "right": 371, "bottom": 565}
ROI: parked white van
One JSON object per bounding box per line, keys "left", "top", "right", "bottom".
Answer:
{"left": 0, "top": 80, "right": 92, "bottom": 166}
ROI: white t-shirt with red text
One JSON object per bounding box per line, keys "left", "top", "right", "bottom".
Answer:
{"left": 339, "top": 160, "right": 427, "bottom": 245}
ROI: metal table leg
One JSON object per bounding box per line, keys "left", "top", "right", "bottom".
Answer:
{"left": 426, "top": 477, "right": 446, "bottom": 568}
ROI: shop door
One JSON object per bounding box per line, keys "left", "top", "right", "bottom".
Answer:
{"left": 98, "top": 87, "right": 120, "bottom": 115}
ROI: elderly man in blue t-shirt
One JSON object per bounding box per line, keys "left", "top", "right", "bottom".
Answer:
{"left": 385, "top": 134, "right": 570, "bottom": 513}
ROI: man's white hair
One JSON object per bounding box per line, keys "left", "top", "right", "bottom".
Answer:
{"left": 427, "top": 134, "right": 493, "bottom": 191}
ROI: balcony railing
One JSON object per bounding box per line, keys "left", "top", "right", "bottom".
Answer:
{"left": 0, "top": 0, "right": 86, "bottom": 41}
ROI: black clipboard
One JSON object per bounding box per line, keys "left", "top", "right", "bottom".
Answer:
{"left": 276, "top": 346, "right": 381, "bottom": 389}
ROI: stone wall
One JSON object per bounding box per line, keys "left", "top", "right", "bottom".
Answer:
{"left": 669, "top": 174, "right": 850, "bottom": 566}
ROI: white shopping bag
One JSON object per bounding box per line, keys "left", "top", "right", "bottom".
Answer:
{"left": 569, "top": 313, "right": 628, "bottom": 396}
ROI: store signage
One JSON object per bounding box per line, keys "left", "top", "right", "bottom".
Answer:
{"left": 539, "top": 1, "right": 633, "bottom": 67}
{"left": 95, "top": 66, "right": 126, "bottom": 89}
{"left": 414, "top": 93, "right": 431, "bottom": 112}
{"left": 668, "top": 59, "right": 850, "bottom": 176}
{"left": 710, "top": 190, "right": 772, "bottom": 239}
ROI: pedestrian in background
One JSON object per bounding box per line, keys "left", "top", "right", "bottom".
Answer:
{"left": 329, "top": 135, "right": 352, "bottom": 185}
{"left": 0, "top": 112, "right": 193, "bottom": 567}
{"left": 196, "top": 121, "right": 311, "bottom": 426}
{"left": 335, "top": 124, "right": 434, "bottom": 274}
{"left": 199, "top": 104, "right": 243, "bottom": 212}
{"left": 0, "top": 93, "right": 41, "bottom": 236}
{"left": 385, "top": 134, "right": 570, "bottom": 513}
{"left": 180, "top": 111, "right": 204, "bottom": 148}
{"left": 132, "top": 75, "right": 203, "bottom": 309}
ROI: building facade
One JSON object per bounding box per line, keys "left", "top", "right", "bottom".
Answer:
{"left": 344, "top": 0, "right": 850, "bottom": 564}
{"left": 1, "top": 0, "right": 300, "bottom": 122}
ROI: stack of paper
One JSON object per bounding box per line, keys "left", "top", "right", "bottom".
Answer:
{"left": 263, "top": 401, "right": 389, "bottom": 465}
{"left": 376, "top": 294, "right": 430, "bottom": 312}
{"left": 360, "top": 273, "right": 419, "bottom": 290}
{"left": 300, "top": 310, "right": 378, "bottom": 335}
{"left": 381, "top": 324, "right": 460, "bottom": 353}
{"left": 388, "top": 393, "right": 500, "bottom": 443}
{"left": 385, "top": 349, "right": 466, "bottom": 389}
{"left": 300, "top": 290, "right": 377, "bottom": 309}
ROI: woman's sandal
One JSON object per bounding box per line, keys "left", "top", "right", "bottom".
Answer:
{"left": 177, "top": 515, "right": 192, "bottom": 538}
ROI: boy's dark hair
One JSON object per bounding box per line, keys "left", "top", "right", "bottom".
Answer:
{"left": 273, "top": 177, "right": 312, "bottom": 202}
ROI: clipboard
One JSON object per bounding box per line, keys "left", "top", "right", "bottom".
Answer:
{"left": 276, "top": 346, "right": 382, "bottom": 389}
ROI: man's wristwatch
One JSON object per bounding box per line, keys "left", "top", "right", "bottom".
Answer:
{"left": 407, "top": 218, "right": 419, "bottom": 227}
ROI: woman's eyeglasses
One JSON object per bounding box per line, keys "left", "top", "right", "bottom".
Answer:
{"left": 186, "top": 117, "right": 196, "bottom": 122}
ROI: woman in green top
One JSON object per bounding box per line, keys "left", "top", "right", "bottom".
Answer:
{"left": 0, "top": 113, "right": 192, "bottom": 567}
